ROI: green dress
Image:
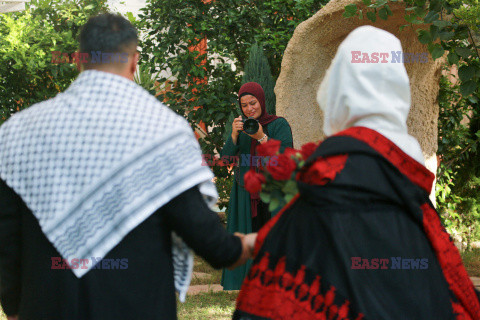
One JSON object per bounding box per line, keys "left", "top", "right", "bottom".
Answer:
{"left": 220, "top": 117, "right": 293, "bottom": 290}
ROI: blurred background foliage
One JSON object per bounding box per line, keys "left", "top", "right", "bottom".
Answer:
{"left": 0, "top": 0, "right": 109, "bottom": 124}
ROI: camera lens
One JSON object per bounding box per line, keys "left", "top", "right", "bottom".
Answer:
{"left": 243, "top": 117, "right": 259, "bottom": 135}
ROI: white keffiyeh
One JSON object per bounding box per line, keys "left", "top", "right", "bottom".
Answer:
{"left": 0, "top": 70, "right": 217, "bottom": 302}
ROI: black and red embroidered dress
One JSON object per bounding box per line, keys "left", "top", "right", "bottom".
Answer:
{"left": 234, "top": 127, "right": 480, "bottom": 320}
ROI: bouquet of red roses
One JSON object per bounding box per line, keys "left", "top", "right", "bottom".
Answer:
{"left": 244, "top": 139, "right": 319, "bottom": 212}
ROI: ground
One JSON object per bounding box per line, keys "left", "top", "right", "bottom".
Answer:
{"left": 1, "top": 250, "right": 479, "bottom": 319}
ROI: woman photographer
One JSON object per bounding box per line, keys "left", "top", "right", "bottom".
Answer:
{"left": 220, "top": 82, "right": 293, "bottom": 290}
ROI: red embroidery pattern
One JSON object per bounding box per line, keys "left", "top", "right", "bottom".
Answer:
{"left": 336, "top": 127, "right": 435, "bottom": 194}
{"left": 236, "top": 254, "right": 363, "bottom": 320}
{"left": 299, "top": 154, "right": 348, "bottom": 186}
{"left": 422, "top": 203, "right": 480, "bottom": 319}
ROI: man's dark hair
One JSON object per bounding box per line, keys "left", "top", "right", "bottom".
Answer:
{"left": 79, "top": 13, "right": 138, "bottom": 65}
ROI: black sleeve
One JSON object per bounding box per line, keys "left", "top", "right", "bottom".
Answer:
{"left": 0, "top": 179, "right": 22, "bottom": 316}
{"left": 163, "top": 186, "right": 242, "bottom": 269}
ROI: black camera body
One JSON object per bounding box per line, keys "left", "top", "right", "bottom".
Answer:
{"left": 242, "top": 117, "right": 259, "bottom": 135}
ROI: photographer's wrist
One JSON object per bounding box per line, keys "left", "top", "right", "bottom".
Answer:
{"left": 231, "top": 132, "right": 239, "bottom": 145}
{"left": 257, "top": 134, "right": 268, "bottom": 143}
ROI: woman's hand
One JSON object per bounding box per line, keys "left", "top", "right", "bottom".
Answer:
{"left": 243, "top": 233, "right": 257, "bottom": 255}
{"left": 227, "top": 232, "right": 258, "bottom": 270}
{"left": 231, "top": 116, "right": 267, "bottom": 143}
{"left": 231, "top": 116, "right": 244, "bottom": 145}
{"left": 232, "top": 116, "right": 244, "bottom": 137}
{"left": 245, "top": 123, "right": 265, "bottom": 141}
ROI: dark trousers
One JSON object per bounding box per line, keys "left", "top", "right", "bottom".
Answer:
{"left": 252, "top": 201, "right": 271, "bottom": 232}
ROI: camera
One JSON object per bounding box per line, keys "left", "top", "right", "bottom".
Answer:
{"left": 242, "top": 117, "right": 259, "bottom": 135}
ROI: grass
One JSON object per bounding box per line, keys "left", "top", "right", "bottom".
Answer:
{"left": 462, "top": 248, "right": 480, "bottom": 277}
{"left": 177, "top": 255, "right": 238, "bottom": 319}
{"left": 191, "top": 255, "right": 223, "bottom": 286}
{"left": 177, "top": 291, "right": 237, "bottom": 320}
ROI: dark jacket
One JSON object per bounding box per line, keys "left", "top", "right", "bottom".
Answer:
{"left": 0, "top": 183, "right": 241, "bottom": 320}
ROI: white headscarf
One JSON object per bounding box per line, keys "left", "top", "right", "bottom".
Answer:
{"left": 317, "top": 26, "right": 425, "bottom": 164}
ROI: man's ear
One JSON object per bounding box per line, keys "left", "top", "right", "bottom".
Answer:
{"left": 129, "top": 51, "right": 139, "bottom": 78}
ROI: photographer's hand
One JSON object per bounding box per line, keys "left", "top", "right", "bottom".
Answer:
{"left": 231, "top": 116, "right": 243, "bottom": 145}
{"left": 245, "top": 123, "right": 266, "bottom": 142}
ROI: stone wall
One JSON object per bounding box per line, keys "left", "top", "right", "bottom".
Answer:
{"left": 275, "top": 0, "right": 445, "bottom": 175}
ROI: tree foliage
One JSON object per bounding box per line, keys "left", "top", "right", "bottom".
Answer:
{"left": 437, "top": 75, "right": 480, "bottom": 249}
{"left": 137, "top": 0, "right": 328, "bottom": 208}
{"left": 242, "top": 43, "right": 277, "bottom": 115}
{"left": 343, "top": 0, "right": 480, "bottom": 97}
{"left": 0, "top": 0, "right": 109, "bottom": 125}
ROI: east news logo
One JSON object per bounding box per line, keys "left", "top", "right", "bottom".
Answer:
{"left": 351, "top": 257, "right": 429, "bottom": 270}
{"left": 51, "top": 257, "right": 128, "bottom": 270}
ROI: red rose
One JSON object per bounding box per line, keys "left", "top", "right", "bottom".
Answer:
{"left": 244, "top": 169, "right": 266, "bottom": 194}
{"left": 266, "top": 154, "right": 297, "bottom": 180}
{"left": 256, "top": 139, "right": 281, "bottom": 157}
{"left": 300, "top": 142, "right": 319, "bottom": 160}
{"left": 283, "top": 147, "right": 301, "bottom": 159}
{"left": 299, "top": 154, "right": 348, "bottom": 185}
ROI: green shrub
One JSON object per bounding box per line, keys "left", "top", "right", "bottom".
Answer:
{"left": 0, "top": 0, "right": 109, "bottom": 125}
{"left": 437, "top": 74, "right": 480, "bottom": 249}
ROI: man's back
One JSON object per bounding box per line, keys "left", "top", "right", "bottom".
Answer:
{"left": 1, "top": 181, "right": 177, "bottom": 319}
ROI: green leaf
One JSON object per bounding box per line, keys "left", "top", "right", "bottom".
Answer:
{"left": 285, "top": 194, "right": 295, "bottom": 203}
{"left": 429, "top": 25, "right": 439, "bottom": 41}
{"left": 362, "top": 0, "right": 371, "bottom": 6}
{"left": 458, "top": 65, "right": 476, "bottom": 82}
{"left": 126, "top": 12, "right": 136, "bottom": 24}
{"left": 282, "top": 180, "right": 298, "bottom": 194}
{"left": 366, "top": 11, "right": 377, "bottom": 22}
{"left": 417, "top": 29, "right": 432, "bottom": 44}
{"left": 269, "top": 197, "right": 280, "bottom": 212}
{"left": 432, "top": 20, "right": 451, "bottom": 29}
{"left": 405, "top": 13, "right": 421, "bottom": 24}
{"left": 414, "top": 7, "right": 427, "bottom": 18}
{"left": 447, "top": 52, "right": 459, "bottom": 65}
{"left": 378, "top": 7, "right": 388, "bottom": 20}
{"left": 456, "top": 47, "right": 472, "bottom": 59}
{"left": 343, "top": 4, "right": 357, "bottom": 18}
{"left": 423, "top": 11, "right": 439, "bottom": 23}
{"left": 428, "top": 43, "right": 444, "bottom": 60}
{"left": 358, "top": 9, "right": 363, "bottom": 20}
{"left": 460, "top": 80, "right": 477, "bottom": 96}
{"left": 468, "top": 95, "right": 479, "bottom": 103}
{"left": 429, "top": 0, "right": 442, "bottom": 11}
{"left": 215, "top": 113, "right": 225, "bottom": 122}
{"left": 260, "top": 192, "right": 271, "bottom": 203}
{"left": 438, "top": 31, "right": 454, "bottom": 40}
{"left": 375, "top": 0, "right": 388, "bottom": 7}
{"left": 414, "top": 0, "right": 426, "bottom": 6}
{"left": 385, "top": 4, "right": 393, "bottom": 16}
